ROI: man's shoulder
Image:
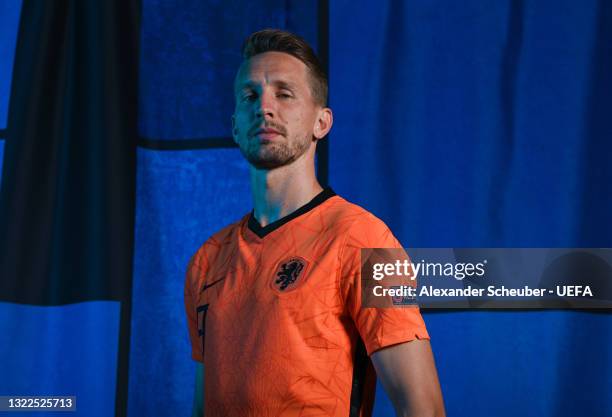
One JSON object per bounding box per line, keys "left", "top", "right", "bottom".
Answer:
{"left": 327, "top": 194, "right": 400, "bottom": 251}
{"left": 209, "top": 214, "right": 249, "bottom": 243}
{"left": 189, "top": 213, "right": 249, "bottom": 270}
{"left": 326, "top": 194, "right": 393, "bottom": 236}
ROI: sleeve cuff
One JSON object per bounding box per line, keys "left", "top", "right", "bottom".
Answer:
{"left": 366, "top": 329, "right": 430, "bottom": 356}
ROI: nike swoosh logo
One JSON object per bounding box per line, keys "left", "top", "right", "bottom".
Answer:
{"left": 201, "top": 277, "right": 225, "bottom": 292}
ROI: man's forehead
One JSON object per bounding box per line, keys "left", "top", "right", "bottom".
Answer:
{"left": 234, "top": 52, "right": 308, "bottom": 89}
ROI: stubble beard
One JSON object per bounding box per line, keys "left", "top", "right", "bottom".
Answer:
{"left": 241, "top": 132, "right": 312, "bottom": 170}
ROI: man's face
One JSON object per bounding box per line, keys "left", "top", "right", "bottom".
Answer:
{"left": 232, "top": 51, "right": 325, "bottom": 169}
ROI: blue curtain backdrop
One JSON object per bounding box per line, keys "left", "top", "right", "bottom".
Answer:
{"left": 329, "top": 1, "right": 612, "bottom": 416}
{"left": 1, "top": 1, "right": 611, "bottom": 416}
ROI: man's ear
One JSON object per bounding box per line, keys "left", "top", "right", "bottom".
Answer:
{"left": 313, "top": 107, "right": 333, "bottom": 140}
{"left": 231, "top": 115, "right": 238, "bottom": 143}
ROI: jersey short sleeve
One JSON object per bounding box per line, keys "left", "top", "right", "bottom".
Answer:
{"left": 339, "top": 213, "right": 429, "bottom": 356}
{"left": 185, "top": 252, "right": 206, "bottom": 363}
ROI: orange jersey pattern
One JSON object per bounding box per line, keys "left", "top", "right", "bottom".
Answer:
{"left": 185, "top": 188, "right": 429, "bottom": 417}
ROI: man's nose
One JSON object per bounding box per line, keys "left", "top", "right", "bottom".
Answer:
{"left": 255, "top": 91, "right": 275, "bottom": 119}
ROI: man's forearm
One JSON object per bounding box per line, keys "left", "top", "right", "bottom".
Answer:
{"left": 371, "top": 340, "right": 445, "bottom": 417}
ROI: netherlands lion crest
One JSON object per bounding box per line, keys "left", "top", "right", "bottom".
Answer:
{"left": 272, "top": 257, "right": 309, "bottom": 292}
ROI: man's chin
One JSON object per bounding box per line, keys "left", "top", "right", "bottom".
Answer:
{"left": 247, "top": 157, "right": 290, "bottom": 170}
{"left": 240, "top": 143, "right": 308, "bottom": 170}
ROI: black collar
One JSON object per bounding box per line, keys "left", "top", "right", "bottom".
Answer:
{"left": 247, "top": 187, "right": 336, "bottom": 238}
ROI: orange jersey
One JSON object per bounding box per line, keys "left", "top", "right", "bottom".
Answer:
{"left": 184, "top": 188, "right": 429, "bottom": 417}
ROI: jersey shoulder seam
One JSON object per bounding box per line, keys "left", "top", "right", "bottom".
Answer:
{"left": 334, "top": 200, "right": 378, "bottom": 308}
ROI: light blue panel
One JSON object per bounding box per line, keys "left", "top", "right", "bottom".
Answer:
{"left": 128, "top": 147, "right": 251, "bottom": 417}
{"left": 139, "top": 0, "right": 287, "bottom": 139}
{"left": 0, "top": 301, "right": 120, "bottom": 417}
{"left": 0, "top": 0, "right": 21, "bottom": 128}
{"left": 138, "top": 0, "right": 320, "bottom": 141}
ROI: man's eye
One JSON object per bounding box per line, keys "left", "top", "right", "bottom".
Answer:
{"left": 277, "top": 93, "right": 292, "bottom": 99}
{"left": 242, "top": 93, "right": 257, "bottom": 102}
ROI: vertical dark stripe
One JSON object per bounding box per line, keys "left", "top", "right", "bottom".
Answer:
{"left": 317, "top": 0, "right": 329, "bottom": 187}
{"left": 115, "top": 302, "right": 132, "bottom": 417}
{"left": 114, "top": 3, "right": 141, "bottom": 415}
{"left": 317, "top": 0, "right": 329, "bottom": 81}
{"left": 0, "top": 129, "right": 6, "bottom": 138}
{"left": 349, "top": 338, "right": 369, "bottom": 417}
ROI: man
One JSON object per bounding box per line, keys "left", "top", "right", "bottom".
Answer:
{"left": 185, "top": 29, "right": 445, "bottom": 417}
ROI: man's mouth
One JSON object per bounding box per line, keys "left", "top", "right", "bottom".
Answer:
{"left": 252, "top": 126, "right": 284, "bottom": 140}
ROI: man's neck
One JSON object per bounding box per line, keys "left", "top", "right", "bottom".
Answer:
{"left": 249, "top": 156, "right": 323, "bottom": 227}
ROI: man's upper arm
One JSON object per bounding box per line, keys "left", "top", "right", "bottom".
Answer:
{"left": 371, "top": 339, "right": 445, "bottom": 417}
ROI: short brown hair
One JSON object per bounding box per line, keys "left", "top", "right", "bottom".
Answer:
{"left": 241, "top": 29, "right": 328, "bottom": 106}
